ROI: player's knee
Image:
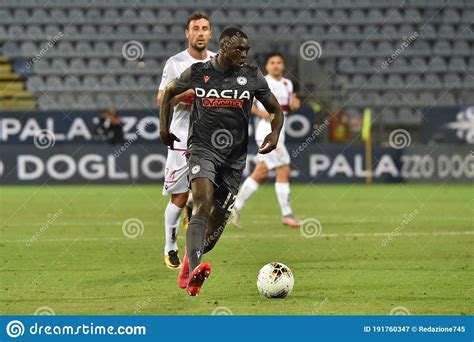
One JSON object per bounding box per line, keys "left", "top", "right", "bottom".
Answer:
{"left": 276, "top": 165, "right": 290, "bottom": 181}
{"left": 171, "top": 193, "right": 188, "bottom": 208}
{"left": 192, "top": 196, "right": 213, "bottom": 217}
{"left": 252, "top": 166, "right": 268, "bottom": 183}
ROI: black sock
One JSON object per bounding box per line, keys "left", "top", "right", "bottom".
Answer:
{"left": 186, "top": 215, "right": 208, "bottom": 274}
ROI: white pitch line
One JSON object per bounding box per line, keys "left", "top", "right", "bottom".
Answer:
{"left": 2, "top": 215, "right": 472, "bottom": 228}
{"left": 319, "top": 231, "right": 474, "bottom": 238}
{"left": 2, "top": 231, "right": 473, "bottom": 244}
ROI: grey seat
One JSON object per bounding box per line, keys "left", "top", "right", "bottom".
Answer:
{"left": 449, "top": 57, "right": 466, "bottom": 71}
{"left": 104, "top": 9, "right": 119, "bottom": 20}
{"left": 120, "top": 75, "right": 136, "bottom": 88}
{"left": 89, "top": 58, "right": 105, "bottom": 71}
{"left": 33, "top": 59, "right": 50, "bottom": 73}
{"left": 81, "top": 25, "right": 96, "bottom": 35}
{"left": 70, "top": 58, "right": 87, "bottom": 71}
{"left": 134, "top": 25, "right": 150, "bottom": 35}
{"left": 107, "top": 58, "right": 122, "bottom": 70}
{"left": 453, "top": 41, "right": 470, "bottom": 55}
{"left": 45, "top": 25, "right": 61, "bottom": 37}
{"left": 26, "top": 25, "right": 43, "bottom": 38}
{"left": 27, "top": 76, "right": 45, "bottom": 91}
{"left": 14, "top": 9, "right": 29, "bottom": 21}
{"left": 464, "top": 74, "right": 474, "bottom": 87}
{"left": 33, "top": 9, "right": 49, "bottom": 21}
{"left": 46, "top": 76, "right": 62, "bottom": 90}
{"left": 444, "top": 73, "right": 461, "bottom": 87}
{"left": 21, "top": 42, "right": 37, "bottom": 56}
{"left": 433, "top": 41, "right": 451, "bottom": 55}
{"left": 0, "top": 10, "right": 10, "bottom": 21}
{"left": 76, "top": 42, "right": 92, "bottom": 55}
{"left": 83, "top": 76, "right": 99, "bottom": 89}
{"left": 102, "top": 75, "right": 118, "bottom": 89}
{"left": 64, "top": 76, "right": 81, "bottom": 90}
{"left": 38, "top": 96, "right": 60, "bottom": 110}
{"left": 58, "top": 94, "right": 75, "bottom": 108}
{"left": 57, "top": 42, "right": 74, "bottom": 56}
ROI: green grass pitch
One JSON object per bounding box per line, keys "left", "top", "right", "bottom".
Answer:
{"left": 0, "top": 184, "right": 472, "bottom": 315}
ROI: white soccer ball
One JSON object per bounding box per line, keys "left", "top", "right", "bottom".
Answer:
{"left": 257, "top": 262, "right": 294, "bottom": 299}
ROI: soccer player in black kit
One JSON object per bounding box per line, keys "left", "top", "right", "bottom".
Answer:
{"left": 160, "top": 27, "right": 283, "bottom": 296}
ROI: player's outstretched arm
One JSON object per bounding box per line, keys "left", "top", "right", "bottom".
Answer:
{"left": 258, "top": 93, "right": 284, "bottom": 154}
{"left": 251, "top": 104, "right": 271, "bottom": 120}
{"left": 159, "top": 67, "right": 192, "bottom": 148}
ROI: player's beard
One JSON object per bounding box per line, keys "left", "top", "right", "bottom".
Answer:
{"left": 191, "top": 41, "right": 206, "bottom": 52}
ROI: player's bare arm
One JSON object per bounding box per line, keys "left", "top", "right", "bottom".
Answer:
{"left": 159, "top": 81, "right": 182, "bottom": 148}
{"left": 290, "top": 93, "right": 301, "bottom": 112}
{"left": 251, "top": 104, "right": 271, "bottom": 120}
{"left": 258, "top": 93, "right": 283, "bottom": 154}
{"left": 156, "top": 89, "right": 195, "bottom": 108}
{"left": 159, "top": 67, "right": 192, "bottom": 147}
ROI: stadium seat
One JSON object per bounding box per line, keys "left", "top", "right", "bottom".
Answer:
{"left": 448, "top": 57, "right": 467, "bottom": 72}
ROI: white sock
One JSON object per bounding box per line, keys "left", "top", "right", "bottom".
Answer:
{"left": 234, "top": 177, "right": 259, "bottom": 212}
{"left": 275, "top": 182, "right": 292, "bottom": 216}
{"left": 164, "top": 201, "right": 183, "bottom": 255}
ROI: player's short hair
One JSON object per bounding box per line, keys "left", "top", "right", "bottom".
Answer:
{"left": 219, "top": 27, "right": 248, "bottom": 43}
{"left": 185, "top": 12, "right": 211, "bottom": 30}
{"left": 265, "top": 52, "right": 285, "bottom": 65}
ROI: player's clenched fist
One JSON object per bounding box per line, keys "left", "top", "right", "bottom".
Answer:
{"left": 258, "top": 131, "right": 279, "bottom": 154}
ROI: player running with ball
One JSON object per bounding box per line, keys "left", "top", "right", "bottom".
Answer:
{"left": 231, "top": 53, "right": 301, "bottom": 228}
{"left": 160, "top": 27, "right": 283, "bottom": 296}
{"left": 156, "top": 12, "right": 215, "bottom": 270}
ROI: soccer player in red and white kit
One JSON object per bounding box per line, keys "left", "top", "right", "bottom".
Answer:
{"left": 156, "top": 12, "right": 215, "bottom": 269}
{"left": 231, "top": 53, "right": 301, "bottom": 228}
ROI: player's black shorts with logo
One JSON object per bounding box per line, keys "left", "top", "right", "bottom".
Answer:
{"left": 187, "top": 149, "right": 241, "bottom": 218}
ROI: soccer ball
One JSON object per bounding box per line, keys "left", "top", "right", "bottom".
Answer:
{"left": 257, "top": 262, "right": 294, "bottom": 299}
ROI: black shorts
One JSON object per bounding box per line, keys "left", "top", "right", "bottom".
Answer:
{"left": 187, "top": 152, "right": 242, "bottom": 218}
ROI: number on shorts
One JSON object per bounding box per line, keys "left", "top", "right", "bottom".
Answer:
{"left": 222, "top": 192, "right": 237, "bottom": 212}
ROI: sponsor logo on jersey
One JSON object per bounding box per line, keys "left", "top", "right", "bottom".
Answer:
{"left": 195, "top": 87, "right": 250, "bottom": 109}
{"left": 195, "top": 87, "right": 250, "bottom": 100}
{"left": 202, "top": 98, "right": 243, "bottom": 108}
{"left": 204, "top": 75, "right": 211, "bottom": 84}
